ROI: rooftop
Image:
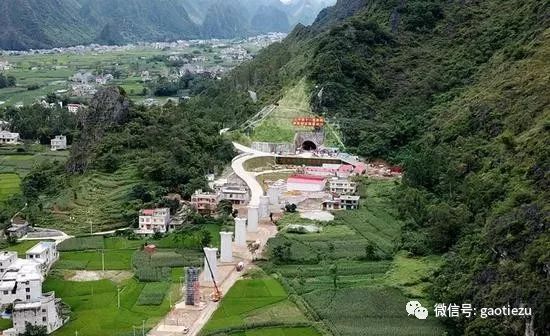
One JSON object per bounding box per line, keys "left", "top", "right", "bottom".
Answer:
{"left": 287, "top": 174, "right": 327, "bottom": 185}
{"left": 0, "top": 251, "right": 17, "bottom": 261}
{"left": 340, "top": 195, "right": 361, "bottom": 201}
{"left": 26, "top": 241, "right": 55, "bottom": 255}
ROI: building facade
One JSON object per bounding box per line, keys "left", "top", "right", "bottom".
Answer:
{"left": 0, "top": 253, "right": 43, "bottom": 306}
{"left": 4, "top": 292, "right": 64, "bottom": 336}
{"left": 26, "top": 242, "right": 59, "bottom": 274}
{"left": 50, "top": 135, "right": 67, "bottom": 151}
{"left": 0, "top": 131, "right": 20, "bottom": 145}
{"left": 67, "top": 104, "right": 82, "bottom": 113}
{"left": 190, "top": 190, "right": 219, "bottom": 215}
{"left": 136, "top": 208, "right": 171, "bottom": 235}
{"left": 329, "top": 179, "right": 357, "bottom": 195}
{"left": 218, "top": 185, "right": 249, "bottom": 206}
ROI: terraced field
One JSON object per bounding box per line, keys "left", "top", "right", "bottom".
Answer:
{"left": 39, "top": 166, "right": 141, "bottom": 234}
{"left": 0, "top": 150, "right": 69, "bottom": 176}
{"left": 0, "top": 173, "right": 21, "bottom": 201}
{"left": 262, "top": 180, "right": 445, "bottom": 336}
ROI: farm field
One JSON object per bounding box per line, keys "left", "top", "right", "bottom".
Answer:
{"left": 38, "top": 165, "right": 141, "bottom": 234}
{"left": 44, "top": 277, "right": 180, "bottom": 336}
{"left": 261, "top": 179, "right": 446, "bottom": 335}
{"left": 0, "top": 173, "right": 20, "bottom": 201}
{"left": 0, "top": 147, "right": 69, "bottom": 176}
{"left": 3, "top": 231, "right": 222, "bottom": 335}
{"left": 202, "top": 278, "right": 319, "bottom": 336}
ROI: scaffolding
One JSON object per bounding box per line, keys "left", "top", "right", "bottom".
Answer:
{"left": 185, "top": 267, "right": 200, "bottom": 306}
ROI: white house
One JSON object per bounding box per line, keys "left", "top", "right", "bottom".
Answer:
{"left": 329, "top": 178, "right": 357, "bottom": 195}
{"left": 0, "top": 252, "right": 43, "bottom": 306}
{"left": 339, "top": 195, "right": 361, "bottom": 210}
{"left": 50, "top": 135, "right": 67, "bottom": 151}
{"left": 136, "top": 208, "right": 171, "bottom": 235}
{"left": 0, "top": 131, "right": 20, "bottom": 145}
{"left": 26, "top": 242, "right": 58, "bottom": 274}
{"left": 67, "top": 104, "right": 82, "bottom": 114}
{"left": 322, "top": 195, "right": 361, "bottom": 211}
{"left": 4, "top": 292, "right": 64, "bottom": 336}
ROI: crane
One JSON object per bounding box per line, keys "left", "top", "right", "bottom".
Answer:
{"left": 202, "top": 248, "right": 222, "bottom": 302}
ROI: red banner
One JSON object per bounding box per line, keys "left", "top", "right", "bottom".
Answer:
{"left": 292, "top": 117, "right": 325, "bottom": 127}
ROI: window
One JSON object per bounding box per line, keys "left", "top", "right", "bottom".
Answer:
{"left": 3, "top": 291, "right": 7, "bottom": 295}
{"left": 42, "top": 309, "right": 46, "bottom": 313}
{"left": 42, "top": 317, "right": 47, "bottom": 322}
{"left": 26, "top": 295, "right": 30, "bottom": 300}
{"left": 26, "top": 288, "right": 30, "bottom": 292}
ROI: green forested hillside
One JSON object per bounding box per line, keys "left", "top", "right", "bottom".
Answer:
{"left": 180, "top": 0, "right": 549, "bottom": 334}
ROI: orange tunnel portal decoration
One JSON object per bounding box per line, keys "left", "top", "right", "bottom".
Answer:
{"left": 292, "top": 117, "right": 325, "bottom": 128}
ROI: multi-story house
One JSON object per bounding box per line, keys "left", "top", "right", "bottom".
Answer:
{"left": 329, "top": 179, "right": 357, "bottom": 195}
{"left": 218, "top": 185, "right": 249, "bottom": 206}
{"left": 4, "top": 292, "right": 64, "bottom": 336}
{"left": 190, "top": 190, "right": 219, "bottom": 216}
{"left": 136, "top": 208, "right": 171, "bottom": 235}
{"left": 26, "top": 242, "right": 59, "bottom": 274}
{"left": 0, "top": 252, "right": 43, "bottom": 306}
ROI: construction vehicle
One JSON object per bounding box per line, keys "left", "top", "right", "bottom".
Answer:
{"left": 203, "top": 248, "right": 222, "bottom": 302}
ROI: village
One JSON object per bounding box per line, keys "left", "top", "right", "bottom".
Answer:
{"left": 0, "top": 112, "right": 402, "bottom": 335}
{"left": 0, "top": 33, "right": 286, "bottom": 108}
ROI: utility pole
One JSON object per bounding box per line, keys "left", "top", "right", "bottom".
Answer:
{"left": 102, "top": 250, "right": 105, "bottom": 273}
{"left": 142, "top": 320, "right": 145, "bottom": 336}
{"left": 117, "top": 287, "right": 121, "bottom": 309}
{"left": 88, "top": 210, "right": 93, "bottom": 235}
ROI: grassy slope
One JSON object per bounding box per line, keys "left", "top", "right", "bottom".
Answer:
{"left": 248, "top": 78, "right": 343, "bottom": 147}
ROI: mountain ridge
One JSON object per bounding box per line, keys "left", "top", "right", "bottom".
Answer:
{"left": 0, "top": 0, "right": 335, "bottom": 50}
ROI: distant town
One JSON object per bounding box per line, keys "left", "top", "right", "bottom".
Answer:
{"left": 0, "top": 33, "right": 286, "bottom": 108}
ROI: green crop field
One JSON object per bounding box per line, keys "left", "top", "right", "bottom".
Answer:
{"left": 0, "top": 148, "right": 69, "bottom": 176}
{"left": 304, "top": 287, "right": 445, "bottom": 336}
{"left": 0, "top": 173, "right": 21, "bottom": 201}
{"left": 202, "top": 278, "right": 317, "bottom": 335}
{"left": 136, "top": 282, "right": 171, "bottom": 306}
{"left": 44, "top": 277, "right": 180, "bottom": 336}
{"left": 57, "top": 250, "right": 134, "bottom": 270}
{"left": 261, "top": 179, "right": 446, "bottom": 335}
{"left": 34, "top": 234, "right": 214, "bottom": 335}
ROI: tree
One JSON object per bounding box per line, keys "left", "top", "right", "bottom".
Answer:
{"left": 285, "top": 203, "right": 297, "bottom": 213}
{"left": 19, "top": 322, "right": 47, "bottom": 336}
{"left": 364, "top": 244, "right": 376, "bottom": 260}
{"left": 199, "top": 229, "right": 212, "bottom": 248}
{"left": 218, "top": 199, "right": 233, "bottom": 216}
{"left": 329, "top": 264, "right": 339, "bottom": 289}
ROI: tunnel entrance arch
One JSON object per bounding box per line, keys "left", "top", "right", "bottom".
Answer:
{"left": 302, "top": 140, "right": 317, "bottom": 151}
